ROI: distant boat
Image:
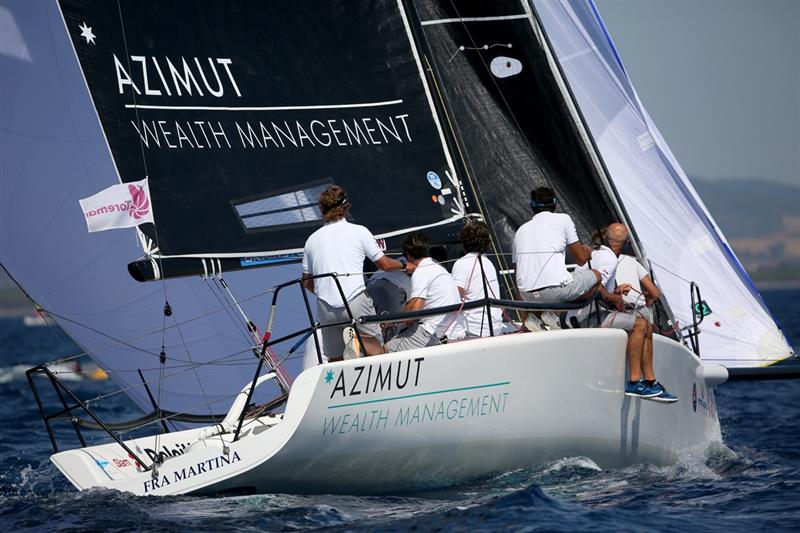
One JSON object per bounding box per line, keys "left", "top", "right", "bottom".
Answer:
{"left": 23, "top": 309, "right": 50, "bottom": 328}
{"left": 1, "top": 0, "right": 793, "bottom": 496}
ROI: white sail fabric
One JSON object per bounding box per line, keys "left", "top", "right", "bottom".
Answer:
{"left": 533, "top": 0, "right": 793, "bottom": 367}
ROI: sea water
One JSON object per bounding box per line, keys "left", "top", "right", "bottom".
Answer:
{"left": 0, "top": 290, "right": 798, "bottom": 531}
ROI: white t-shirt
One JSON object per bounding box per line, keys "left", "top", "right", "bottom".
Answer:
{"left": 567, "top": 246, "right": 618, "bottom": 325}
{"left": 410, "top": 257, "right": 465, "bottom": 339}
{"left": 302, "top": 219, "right": 383, "bottom": 307}
{"left": 512, "top": 211, "right": 579, "bottom": 292}
{"left": 577, "top": 245, "right": 617, "bottom": 292}
{"left": 451, "top": 253, "right": 503, "bottom": 337}
{"left": 616, "top": 255, "right": 650, "bottom": 308}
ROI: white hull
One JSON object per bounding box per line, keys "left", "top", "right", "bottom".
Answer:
{"left": 51, "top": 329, "right": 722, "bottom": 496}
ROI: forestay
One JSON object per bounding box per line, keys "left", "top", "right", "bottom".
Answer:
{"left": 533, "top": 0, "right": 792, "bottom": 367}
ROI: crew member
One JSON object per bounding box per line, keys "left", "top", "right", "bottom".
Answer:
{"left": 587, "top": 224, "right": 676, "bottom": 402}
{"left": 452, "top": 220, "right": 504, "bottom": 337}
{"left": 302, "top": 185, "right": 410, "bottom": 360}
{"left": 512, "top": 187, "right": 600, "bottom": 330}
{"left": 386, "top": 232, "right": 465, "bottom": 352}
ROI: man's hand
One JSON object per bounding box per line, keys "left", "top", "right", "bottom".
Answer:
{"left": 404, "top": 261, "right": 416, "bottom": 275}
{"left": 608, "top": 293, "right": 625, "bottom": 312}
{"left": 616, "top": 283, "right": 633, "bottom": 295}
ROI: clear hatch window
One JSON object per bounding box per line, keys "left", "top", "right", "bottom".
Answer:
{"left": 233, "top": 182, "right": 329, "bottom": 230}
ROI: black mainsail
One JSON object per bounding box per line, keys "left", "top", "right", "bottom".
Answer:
{"left": 59, "top": 1, "right": 467, "bottom": 271}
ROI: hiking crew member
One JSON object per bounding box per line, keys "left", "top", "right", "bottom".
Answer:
{"left": 616, "top": 254, "right": 661, "bottom": 324}
{"left": 597, "top": 224, "right": 676, "bottom": 401}
{"left": 512, "top": 187, "right": 600, "bottom": 329}
{"left": 302, "top": 185, "right": 409, "bottom": 360}
{"left": 386, "top": 232, "right": 465, "bottom": 352}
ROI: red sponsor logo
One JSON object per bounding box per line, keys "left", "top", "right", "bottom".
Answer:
{"left": 113, "top": 458, "right": 132, "bottom": 468}
{"left": 128, "top": 184, "right": 150, "bottom": 219}
{"left": 84, "top": 183, "right": 150, "bottom": 220}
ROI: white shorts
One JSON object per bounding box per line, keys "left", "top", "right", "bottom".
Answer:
{"left": 600, "top": 311, "right": 639, "bottom": 332}
{"left": 385, "top": 323, "right": 438, "bottom": 353}
{"left": 522, "top": 269, "right": 598, "bottom": 304}
{"left": 316, "top": 291, "right": 382, "bottom": 359}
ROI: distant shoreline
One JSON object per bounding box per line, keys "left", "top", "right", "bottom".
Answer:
{"left": 756, "top": 281, "right": 800, "bottom": 291}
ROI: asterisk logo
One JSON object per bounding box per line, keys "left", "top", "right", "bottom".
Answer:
{"left": 324, "top": 370, "right": 334, "bottom": 384}
{"left": 78, "top": 22, "right": 96, "bottom": 45}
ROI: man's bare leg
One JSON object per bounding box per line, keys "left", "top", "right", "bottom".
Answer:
{"left": 627, "top": 318, "right": 647, "bottom": 382}
{"left": 641, "top": 321, "right": 656, "bottom": 381}
{"left": 360, "top": 334, "right": 386, "bottom": 356}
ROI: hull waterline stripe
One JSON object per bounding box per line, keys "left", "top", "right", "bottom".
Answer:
{"left": 328, "top": 380, "right": 511, "bottom": 409}
{"left": 123, "top": 99, "right": 403, "bottom": 111}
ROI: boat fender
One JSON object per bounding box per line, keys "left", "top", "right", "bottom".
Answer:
{"left": 695, "top": 364, "right": 728, "bottom": 386}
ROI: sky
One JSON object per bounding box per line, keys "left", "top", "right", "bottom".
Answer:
{"left": 595, "top": 0, "right": 799, "bottom": 185}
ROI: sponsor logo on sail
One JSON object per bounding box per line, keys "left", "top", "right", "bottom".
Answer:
{"left": 426, "top": 171, "right": 442, "bottom": 189}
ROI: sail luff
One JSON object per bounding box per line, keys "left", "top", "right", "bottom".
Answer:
{"left": 532, "top": 0, "right": 793, "bottom": 365}
{"left": 521, "top": 0, "right": 683, "bottom": 334}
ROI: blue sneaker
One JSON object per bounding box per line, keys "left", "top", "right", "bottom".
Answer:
{"left": 646, "top": 382, "right": 678, "bottom": 403}
{"left": 624, "top": 379, "right": 661, "bottom": 398}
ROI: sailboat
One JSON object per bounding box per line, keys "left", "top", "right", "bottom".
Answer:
{"left": 0, "top": 0, "right": 794, "bottom": 496}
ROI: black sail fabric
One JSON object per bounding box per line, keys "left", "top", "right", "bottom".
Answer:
{"left": 409, "top": 0, "right": 617, "bottom": 273}
{"left": 58, "top": 0, "right": 465, "bottom": 258}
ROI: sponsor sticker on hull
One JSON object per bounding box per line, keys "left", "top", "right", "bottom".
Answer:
{"left": 320, "top": 356, "right": 511, "bottom": 437}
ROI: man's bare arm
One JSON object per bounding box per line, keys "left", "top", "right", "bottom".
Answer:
{"left": 301, "top": 273, "right": 315, "bottom": 293}
{"left": 599, "top": 286, "right": 624, "bottom": 311}
{"left": 402, "top": 297, "right": 425, "bottom": 327}
{"left": 567, "top": 241, "right": 592, "bottom": 266}
{"left": 375, "top": 255, "right": 410, "bottom": 273}
{"left": 640, "top": 275, "right": 660, "bottom": 304}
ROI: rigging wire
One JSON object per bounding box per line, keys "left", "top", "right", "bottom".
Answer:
{"left": 412, "top": 2, "right": 568, "bottom": 302}
{"left": 421, "top": 1, "right": 615, "bottom": 299}
{"left": 33, "top": 250, "right": 562, "bottom": 371}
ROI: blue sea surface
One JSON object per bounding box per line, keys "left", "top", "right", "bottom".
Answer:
{"left": 0, "top": 290, "right": 798, "bottom": 532}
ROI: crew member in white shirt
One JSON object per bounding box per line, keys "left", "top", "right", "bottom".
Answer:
{"left": 565, "top": 232, "right": 623, "bottom": 328}
{"left": 386, "top": 232, "right": 466, "bottom": 352}
{"left": 616, "top": 254, "right": 660, "bottom": 324}
{"left": 601, "top": 224, "right": 675, "bottom": 402}
{"left": 302, "top": 185, "right": 410, "bottom": 360}
{"left": 451, "top": 221, "right": 504, "bottom": 337}
{"left": 512, "top": 187, "right": 600, "bottom": 328}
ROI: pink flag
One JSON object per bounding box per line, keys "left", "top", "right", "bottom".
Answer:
{"left": 79, "top": 178, "right": 155, "bottom": 233}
